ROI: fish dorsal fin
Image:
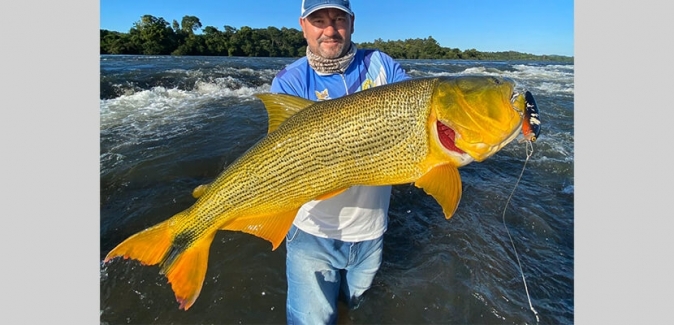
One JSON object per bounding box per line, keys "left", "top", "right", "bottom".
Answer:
{"left": 414, "top": 164, "right": 463, "bottom": 219}
{"left": 220, "top": 209, "right": 299, "bottom": 250}
{"left": 254, "top": 93, "right": 315, "bottom": 133}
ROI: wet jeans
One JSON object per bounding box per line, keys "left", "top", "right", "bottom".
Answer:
{"left": 285, "top": 224, "right": 384, "bottom": 325}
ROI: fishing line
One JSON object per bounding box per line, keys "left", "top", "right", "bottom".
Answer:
{"left": 501, "top": 139, "right": 540, "bottom": 324}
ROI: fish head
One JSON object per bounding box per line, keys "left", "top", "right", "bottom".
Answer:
{"left": 430, "top": 75, "right": 526, "bottom": 165}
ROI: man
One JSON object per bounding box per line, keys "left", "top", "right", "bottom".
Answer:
{"left": 270, "top": 1, "right": 410, "bottom": 324}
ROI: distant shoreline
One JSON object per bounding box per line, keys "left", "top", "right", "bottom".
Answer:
{"left": 100, "top": 15, "right": 572, "bottom": 63}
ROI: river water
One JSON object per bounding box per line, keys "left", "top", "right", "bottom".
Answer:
{"left": 100, "top": 55, "right": 574, "bottom": 324}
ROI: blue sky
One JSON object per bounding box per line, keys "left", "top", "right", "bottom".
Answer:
{"left": 100, "top": 0, "right": 574, "bottom": 57}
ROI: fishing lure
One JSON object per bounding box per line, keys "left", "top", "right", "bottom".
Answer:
{"left": 522, "top": 91, "right": 541, "bottom": 142}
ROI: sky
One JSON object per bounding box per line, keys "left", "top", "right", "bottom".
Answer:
{"left": 100, "top": 0, "right": 574, "bottom": 57}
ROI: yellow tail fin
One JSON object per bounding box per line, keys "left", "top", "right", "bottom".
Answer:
{"left": 104, "top": 213, "right": 215, "bottom": 311}
{"left": 104, "top": 218, "right": 173, "bottom": 265}
{"left": 162, "top": 231, "right": 215, "bottom": 310}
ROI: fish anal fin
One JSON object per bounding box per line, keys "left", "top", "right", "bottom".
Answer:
{"left": 162, "top": 231, "right": 215, "bottom": 311}
{"left": 103, "top": 218, "right": 173, "bottom": 266}
{"left": 220, "top": 209, "right": 299, "bottom": 250}
{"left": 254, "top": 93, "right": 315, "bottom": 133}
{"left": 414, "top": 164, "right": 463, "bottom": 220}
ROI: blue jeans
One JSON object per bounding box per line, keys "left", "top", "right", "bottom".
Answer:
{"left": 285, "top": 224, "right": 384, "bottom": 325}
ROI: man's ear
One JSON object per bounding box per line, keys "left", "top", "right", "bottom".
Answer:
{"left": 299, "top": 18, "right": 307, "bottom": 38}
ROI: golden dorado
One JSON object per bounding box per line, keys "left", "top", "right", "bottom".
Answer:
{"left": 104, "top": 75, "right": 533, "bottom": 311}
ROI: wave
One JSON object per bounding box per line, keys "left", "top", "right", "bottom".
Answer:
{"left": 405, "top": 64, "right": 573, "bottom": 96}
{"left": 100, "top": 81, "right": 271, "bottom": 126}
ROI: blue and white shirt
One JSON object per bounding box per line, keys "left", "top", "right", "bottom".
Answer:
{"left": 271, "top": 49, "right": 410, "bottom": 241}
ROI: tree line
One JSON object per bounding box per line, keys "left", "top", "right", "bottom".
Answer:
{"left": 100, "top": 14, "right": 573, "bottom": 62}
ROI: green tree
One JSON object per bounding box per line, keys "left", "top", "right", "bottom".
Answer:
{"left": 264, "top": 26, "right": 282, "bottom": 57}
{"left": 222, "top": 25, "right": 244, "bottom": 56}
{"left": 236, "top": 26, "right": 255, "bottom": 56}
{"left": 100, "top": 30, "right": 137, "bottom": 54}
{"left": 420, "top": 36, "right": 442, "bottom": 59}
{"left": 280, "top": 27, "right": 305, "bottom": 57}
{"left": 172, "top": 15, "right": 205, "bottom": 55}
{"left": 202, "top": 26, "right": 228, "bottom": 55}
{"left": 180, "top": 15, "right": 202, "bottom": 35}
{"left": 461, "top": 48, "right": 480, "bottom": 59}
{"left": 129, "top": 15, "right": 176, "bottom": 55}
{"left": 99, "top": 13, "right": 573, "bottom": 62}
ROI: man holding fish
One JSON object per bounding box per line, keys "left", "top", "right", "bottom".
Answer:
{"left": 104, "top": 0, "right": 536, "bottom": 322}
{"left": 271, "top": 1, "right": 411, "bottom": 323}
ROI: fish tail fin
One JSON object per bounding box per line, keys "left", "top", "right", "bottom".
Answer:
{"left": 103, "top": 218, "right": 173, "bottom": 266}
{"left": 104, "top": 212, "right": 214, "bottom": 311}
{"left": 161, "top": 231, "right": 215, "bottom": 310}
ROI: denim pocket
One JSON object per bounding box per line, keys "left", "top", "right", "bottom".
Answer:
{"left": 286, "top": 224, "right": 300, "bottom": 242}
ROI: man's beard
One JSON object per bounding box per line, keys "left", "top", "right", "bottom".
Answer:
{"left": 316, "top": 38, "right": 346, "bottom": 59}
{"left": 305, "top": 41, "right": 356, "bottom": 75}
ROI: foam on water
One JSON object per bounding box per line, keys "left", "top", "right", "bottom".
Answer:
{"left": 100, "top": 81, "right": 271, "bottom": 127}
{"left": 402, "top": 63, "right": 574, "bottom": 98}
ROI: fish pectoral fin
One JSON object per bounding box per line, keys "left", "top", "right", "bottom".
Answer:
{"left": 254, "top": 93, "right": 315, "bottom": 133}
{"left": 220, "top": 209, "right": 299, "bottom": 251}
{"left": 414, "top": 164, "right": 463, "bottom": 220}
{"left": 314, "top": 188, "right": 348, "bottom": 201}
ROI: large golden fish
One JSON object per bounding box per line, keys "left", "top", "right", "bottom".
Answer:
{"left": 104, "top": 75, "right": 531, "bottom": 310}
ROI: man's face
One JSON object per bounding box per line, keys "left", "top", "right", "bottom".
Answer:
{"left": 300, "top": 8, "right": 354, "bottom": 59}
